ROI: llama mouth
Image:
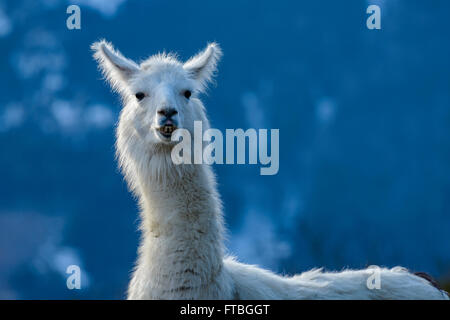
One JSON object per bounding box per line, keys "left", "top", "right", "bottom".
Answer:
{"left": 157, "top": 124, "right": 177, "bottom": 138}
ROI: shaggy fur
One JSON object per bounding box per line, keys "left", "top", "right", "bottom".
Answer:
{"left": 92, "top": 40, "right": 449, "bottom": 300}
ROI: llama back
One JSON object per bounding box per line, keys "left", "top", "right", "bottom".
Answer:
{"left": 224, "top": 258, "right": 449, "bottom": 300}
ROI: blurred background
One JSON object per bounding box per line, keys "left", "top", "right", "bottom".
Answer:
{"left": 0, "top": 0, "right": 449, "bottom": 299}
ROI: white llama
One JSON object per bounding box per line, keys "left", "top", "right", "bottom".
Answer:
{"left": 92, "top": 40, "right": 448, "bottom": 300}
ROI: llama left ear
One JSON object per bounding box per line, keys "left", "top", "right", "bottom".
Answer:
{"left": 183, "top": 42, "right": 222, "bottom": 91}
{"left": 91, "top": 39, "right": 140, "bottom": 93}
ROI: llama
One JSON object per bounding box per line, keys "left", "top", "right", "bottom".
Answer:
{"left": 92, "top": 40, "right": 449, "bottom": 300}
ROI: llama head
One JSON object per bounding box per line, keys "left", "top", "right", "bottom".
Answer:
{"left": 92, "top": 40, "right": 222, "bottom": 182}
{"left": 92, "top": 40, "right": 221, "bottom": 145}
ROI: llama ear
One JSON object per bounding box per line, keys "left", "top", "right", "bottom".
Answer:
{"left": 91, "top": 40, "right": 140, "bottom": 91}
{"left": 183, "top": 42, "right": 222, "bottom": 91}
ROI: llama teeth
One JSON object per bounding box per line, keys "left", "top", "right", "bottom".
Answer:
{"left": 165, "top": 126, "right": 175, "bottom": 134}
{"left": 159, "top": 125, "right": 175, "bottom": 136}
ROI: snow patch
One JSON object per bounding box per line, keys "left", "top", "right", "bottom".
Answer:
{"left": 84, "top": 104, "right": 114, "bottom": 128}
{"left": 0, "top": 104, "right": 25, "bottom": 132}
{"left": 0, "top": 7, "right": 12, "bottom": 37}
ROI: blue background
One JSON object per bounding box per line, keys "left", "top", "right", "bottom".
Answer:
{"left": 0, "top": 0, "right": 449, "bottom": 299}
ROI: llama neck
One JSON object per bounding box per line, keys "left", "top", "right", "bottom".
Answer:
{"left": 138, "top": 161, "right": 224, "bottom": 239}
{"left": 133, "top": 157, "right": 225, "bottom": 295}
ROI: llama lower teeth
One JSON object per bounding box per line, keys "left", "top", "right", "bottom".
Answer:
{"left": 160, "top": 126, "right": 175, "bottom": 136}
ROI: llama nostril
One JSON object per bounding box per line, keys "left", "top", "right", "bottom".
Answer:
{"left": 166, "top": 109, "right": 177, "bottom": 118}
{"left": 158, "top": 108, "right": 178, "bottom": 118}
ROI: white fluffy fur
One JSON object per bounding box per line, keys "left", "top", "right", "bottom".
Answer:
{"left": 92, "top": 40, "right": 449, "bottom": 300}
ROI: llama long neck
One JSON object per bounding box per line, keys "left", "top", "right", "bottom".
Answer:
{"left": 130, "top": 153, "right": 225, "bottom": 298}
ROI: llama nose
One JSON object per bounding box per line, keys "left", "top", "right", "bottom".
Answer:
{"left": 157, "top": 108, "right": 178, "bottom": 119}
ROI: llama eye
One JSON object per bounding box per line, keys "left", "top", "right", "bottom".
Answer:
{"left": 135, "top": 92, "right": 146, "bottom": 101}
{"left": 183, "top": 90, "right": 191, "bottom": 99}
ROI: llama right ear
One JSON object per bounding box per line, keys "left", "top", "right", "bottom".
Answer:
{"left": 91, "top": 40, "right": 140, "bottom": 91}
{"left": 183, "top": 42, "right": 222, "bottom": 91}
